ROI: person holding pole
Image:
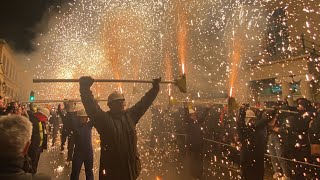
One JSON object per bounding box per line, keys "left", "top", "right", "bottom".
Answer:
{"left": 79, "top": 76, "right": 160, "bottom": 180}
{"left": 237, "top": 105, "right": 275, "bottom": 180}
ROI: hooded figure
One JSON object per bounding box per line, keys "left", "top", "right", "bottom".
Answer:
{"left": 79, "top": 76, "right": 160, "bottom": 180}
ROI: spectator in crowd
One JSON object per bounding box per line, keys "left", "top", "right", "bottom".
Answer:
{"left": 0, "top": 115, "right": 51, "bottom": 179}
{"left": 58, "top": 102, "right": 77, "bottom": 166}
{"left": 27, "top": 107, "right": 50, "bottom": 174}
{"left": 308, "top": 102, "right": 320, "bottom": 178}
{"left": 49, "top": 106, "right": 60, "bottom": 146}
{"left": 282, "top": 98, "right": 314, "bottom": 179}
{"left": 237, "top": 105, "right": 274, "bottom": 180}
{"left": 267, "top": 109, "right": 290, "bottom": 179}
{"left": 70, "top": 109, "right": 94, "bottom": 180}
{"left": 184, "top": 104, "right": 212, "bottom": 180}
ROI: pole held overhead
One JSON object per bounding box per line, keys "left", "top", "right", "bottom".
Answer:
{"left": 249, "top": 106, "right": 298, "bottom": 114}
{"left": 33, "top": 74, "right": 187, "bottom": 93}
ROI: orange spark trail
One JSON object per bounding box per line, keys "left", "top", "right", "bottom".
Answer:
{"left": 229, "top": 39, "right": 241, "bottom": 97}
{"left": 105, "top": 24, "right": 123, "bottom": 92}
{"left": 176, "top": 2, "right": 189, "bottom": 75}
{"left": 165, "top": 52, "right": 173, "bottom": 96}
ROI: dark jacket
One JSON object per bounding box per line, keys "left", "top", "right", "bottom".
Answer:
{"left": 27, "top": 112, "right": 47, "bottom": 150}
{"left": 58, "top": 108, "right": 75, "bottom": 137}
{"left": 72, "top": 117, "right": 93, "bottom": 159}
{"left": 309, "top": 111, "right": 320, "bottom": 144}
{"left": 0, "top": 156, "right": 51, "bottom": 180}
{"left": 185, "top": 106, "right": 211, "bottom": 152}
{"left": 80, "top": 85, "right": 159, "bottom": 180}
{"left": 237, "top": 108, "right": 270, "bottom": 180}
{"left": 282, "top": 111, "right": 313, "bottom": 150}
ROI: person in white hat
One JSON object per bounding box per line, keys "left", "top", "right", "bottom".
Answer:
{"left": 237, "top": 105, "right": 275, "bottom": 180}
{"left": 70, "top": 109, "right": 94, "bottom": 180}
{"left": 184, "top": 104, "right": 213, "bottom": 180}
{"left": 79, "top": 76, "right": 160, "bottom": 180}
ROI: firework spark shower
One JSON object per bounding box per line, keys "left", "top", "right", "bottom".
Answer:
{"left": 20, "top": 0, "right": 319, "bottom": 102}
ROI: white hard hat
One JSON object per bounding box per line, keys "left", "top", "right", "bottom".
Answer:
{"left": 245, "top": 109, "right": 256, "bottom": 119}
{"left": 38, "top": 107, "right": 50, "bottom": 118}
{"left": 189, "top": 108, "right": 196, "bottom": 114}
{"left": 76, "top": 109, "right": 87, "bottom": 117}
{"left": 107, "top": 91, "right": 125, "bottom": 104}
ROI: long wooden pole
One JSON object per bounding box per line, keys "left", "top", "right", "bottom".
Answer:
{"left": 33, "top": 79, "right": 175, "bottom": 84}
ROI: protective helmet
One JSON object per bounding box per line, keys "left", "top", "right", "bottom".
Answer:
{"left": 107, "top": 91, "right": 125, "bottom": 104}
{"left": 76, "top": 109, "right": 87, "bottom": 117}
{"left": 189, "top": 108, "right": 196, "bottom": 114}
{"left": 64, "top": 100, "right": 77, "bottom": 112}
{"left": 245, "top": 109, "right": 256, "bottom": 118}
{"left": 37, "top": 107, "right": 50, "bottom": 118}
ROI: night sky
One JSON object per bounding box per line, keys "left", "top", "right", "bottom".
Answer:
{"left": 0, "top": 0, "right": 67, "bottom": 52}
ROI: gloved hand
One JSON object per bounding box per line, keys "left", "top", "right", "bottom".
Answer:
{"left": 79, "top": 76, "right": 94, "bottom": 88}
{"left": 152, "top": 77, "right": 161, "bottom": 89}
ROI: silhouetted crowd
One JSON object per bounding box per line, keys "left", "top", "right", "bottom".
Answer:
{"left": 149, "top": 98, "right": 320, "bottom": 180}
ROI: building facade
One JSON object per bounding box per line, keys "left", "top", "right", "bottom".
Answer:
{"left": 242, "top": 2, "right": 320, "bottom": 106}
{"left": 0, "top": 39, "right": 31, "bottom": 104}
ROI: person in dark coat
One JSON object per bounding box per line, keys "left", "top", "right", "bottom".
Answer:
{"left": 184, "top": 104, "right": 212, "bottom": 180}
{"left": 282, "top": 98, "right": 314, "bottom": 179}
{"left": 309, "top": 102, "right": 320, "bottom": 178}
{"left": 79, "top": 76, "right": 160, "bottom": 180}
{"left": 237, "top": 106, "right": 273, "bottom": 180}
{"left": 49, "top": 107, "right": 60, "bottom": 146}
{"left": 70, "top": 109, "right": 94, "bottom": 180}
{"left": 27, "top": 107, "right": 50, "bottom": 174}
{"left": 58, "top": 102, "right": 76, "bottom": 166}
{"left": 0, "top": 115, "right": 51, "bottom": 180}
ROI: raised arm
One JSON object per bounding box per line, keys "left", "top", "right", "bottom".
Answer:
{"left": 237, "top": 106, "right": 247, "bottom": 142}
{"left": 128, "top": 77, "right": 161, "bottom": 124}
{"left": 256, "top": 110, "right": 275, "bottom": 129}
{"left": 79, "top": 76, "right": 104, "bottom": 125}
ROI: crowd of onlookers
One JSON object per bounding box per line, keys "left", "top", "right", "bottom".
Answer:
{"left": 0, "top": 96, "right": 94, "bottom": 180}
{"left": 0, "top": 96, "right": 52, "bottom": 179}
{"left": 150, "top": 97, "right": 320, "bottom": 180}
{"left": 1, "top": 94, "right": 320, "bottom": 179}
